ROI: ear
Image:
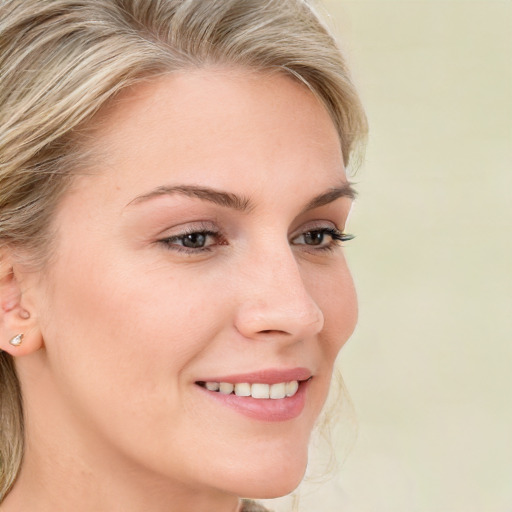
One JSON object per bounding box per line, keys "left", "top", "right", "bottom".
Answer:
{"left": 0, "top": 254, "right": 44, "bottom": 357}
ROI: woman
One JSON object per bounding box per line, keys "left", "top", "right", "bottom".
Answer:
{"left": 0, "top": 0, "right": 367, "bottom": 510}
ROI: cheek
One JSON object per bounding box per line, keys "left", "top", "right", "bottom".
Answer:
{"left": 35, "top": 253, "right": 233, "bottom": 472}
{"left": 302, "top": 260, "right": 357, "bottom": 417}
{"left": 38, "top": 251, "right": 211, "bottom": 403}
{"left": 309, "top": 259, "right": 358, "bottom": 357}
{"left": 39, "top": 240, "right": 244, "bottom": 416}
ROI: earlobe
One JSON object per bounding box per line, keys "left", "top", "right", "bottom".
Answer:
{"left": 1, "top": 326, "right": 43, "bottom": 357}
{"left": 1, "top": 326, "right": 44, "bottom": 357}
{"left": 0, "top": 258, "right": 44, "bottom": 356}
{"left": 9, "top": 333, "right": 24, "bottom": 347}
{"left": 0, "top": 312, "right": 44, "bottom": 357}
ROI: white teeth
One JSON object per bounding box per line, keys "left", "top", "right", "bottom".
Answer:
{"left": 234, "top": 383, "right": 251, "bottom": 396}
{"left": 204, "top": 380, "right": 301, "bottom": 399}
{"left": 270, "top": 382, "right": 286, "bottom": 399}
{"left": 251, "top": 383, "right": 270, "bottom": 399}
{"left": 219, "top": 382, "right": 234, "bottom": 395}
{"left": 285, "top": 380, "right": 299, "bottom": 397}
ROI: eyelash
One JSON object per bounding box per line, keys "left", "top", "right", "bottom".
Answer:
{"left": 158, "top": 226, "right": 354, "bottom": 255}
{"left": 296, "top": 227, "right": 355, "bottom": 252}
{"left": 159, "top": 228, "right": 222, "bottom": 254}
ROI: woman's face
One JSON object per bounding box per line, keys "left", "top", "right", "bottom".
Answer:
{"left": 29, "top": 69, "right": 357, "bottom": 500}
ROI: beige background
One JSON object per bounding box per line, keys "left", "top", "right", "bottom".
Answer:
{"left": 263, "top": 1, "right": 512, "bottom": 511}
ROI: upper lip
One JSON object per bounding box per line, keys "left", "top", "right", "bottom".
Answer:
{"left": 196, "top": 367, "right": 313, "bottom": 385}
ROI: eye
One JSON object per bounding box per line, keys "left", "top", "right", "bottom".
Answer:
{"left": 159, "top": 229, "right": 222, "bottom": 253}
{"left": 179, "top": 232, "right": 210, "bottom": 249}
{"left": 292, "top": 227, "right": 354, "bottom": 250}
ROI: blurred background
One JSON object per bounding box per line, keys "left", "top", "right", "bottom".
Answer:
{"left": 264, "top": 1, "right": 512, "bottom": 511}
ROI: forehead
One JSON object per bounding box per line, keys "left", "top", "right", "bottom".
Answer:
{"left": 73, "top": 67, "right": 345, "bottom": 203}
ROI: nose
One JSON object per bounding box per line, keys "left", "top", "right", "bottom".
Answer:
{"left": 233, "top": 245, "right": 324, "bottom": 342}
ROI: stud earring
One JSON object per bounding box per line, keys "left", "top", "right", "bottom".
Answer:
{"left": 9, "top": 334, "right": 23, "bottom": 347}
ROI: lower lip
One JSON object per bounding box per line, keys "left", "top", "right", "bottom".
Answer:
{"left": 196, "top": 380, "right": 310, "bottom": 422}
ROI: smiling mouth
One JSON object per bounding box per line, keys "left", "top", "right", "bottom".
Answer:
{"left": 196, "top": 379, "right": 311, "bottom": 399}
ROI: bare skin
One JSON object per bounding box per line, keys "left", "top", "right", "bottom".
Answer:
{"left": 0, "top": 68, "right": 357, "bottom": 512}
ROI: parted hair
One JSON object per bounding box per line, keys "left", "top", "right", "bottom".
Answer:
{"left": 0, "top": 0, "right": 367, "bottom": 500}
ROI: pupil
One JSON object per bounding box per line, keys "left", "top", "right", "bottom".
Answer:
{"left": 305, "top": 231, "right": 323, "bottom": 245}
{"left": 183, "top": 233, "right": 206, "bottom": 248}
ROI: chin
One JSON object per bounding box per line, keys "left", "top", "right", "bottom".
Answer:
{"left": 245, "top": 471, "right": 306, "bottom": 500}
{"left": 234, "top": 470, "right": 307, "bottom": 500}
{"left": 222, "top": 445, "right": 309, "bottom": 500}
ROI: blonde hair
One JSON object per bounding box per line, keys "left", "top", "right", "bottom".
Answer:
{"left": 0, "top": 0, "right": 367, "bottom": 500}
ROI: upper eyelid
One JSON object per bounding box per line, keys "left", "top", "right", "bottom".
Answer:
{"left": 160, "top": 222, "right": 342, "bottom": 238}
{"left": 290, "top": 219, "right": 341, "bottom": 236}
{"left": 155, "top": 220, "right": 219, "bottom": 238}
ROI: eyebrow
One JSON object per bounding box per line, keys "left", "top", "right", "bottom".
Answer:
{"left": 127, "top": 184, "right": 252, "bottom": 211}
{"left": 301, "top": 182, "right": 357, "bottom": 212}
{"left": 127, "top": 182, "right": 356, "bottom": 212}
